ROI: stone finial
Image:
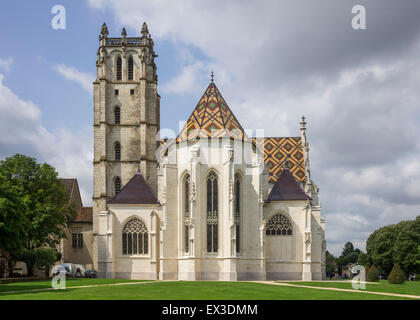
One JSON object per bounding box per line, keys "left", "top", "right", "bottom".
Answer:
{"left": 210, "top": 70, "right": 214, "bottom": 83}
{"left": 101, "top": 22, "right": 109, "bottom": 38}
{"left": 300, "top": 115, "right": 307, "bottom": 130}
{"left": 141, "top": 22, "right": 149, "bottom": 37}
{"left": 121, "top": 27, "right": 127, "bottom": 38}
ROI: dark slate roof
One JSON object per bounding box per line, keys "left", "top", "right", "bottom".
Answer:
{"left": 267, "top": 168, "right": 310, "bottom": 201}
{"left": 72, "top": 207, "right": 93, "bottom": 223}
{"left": 60, "top": 178, "right": 83, "bottom": 211}
{"left": 107, "top": 173, "right": 160, "bottom": 205}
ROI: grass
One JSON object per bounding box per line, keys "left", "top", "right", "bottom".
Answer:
{"left": 0, "top": 278, "right": 146, "bottom": 293}
{"left": 0, "top": 280, "right": 418, "bottom": 300}
{"left": 283, "top": 280, "right": 420, "bottom": 296}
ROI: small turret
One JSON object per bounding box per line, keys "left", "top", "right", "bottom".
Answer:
{"left": 141, "top": 22, "right": 149, "bottom": 37}
{"left": 100, "top": 22, "right": 109, "bottom": 38}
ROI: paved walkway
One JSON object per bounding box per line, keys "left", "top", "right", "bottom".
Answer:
{"left": 253, "top": 281, "right": 420, "bottom": 299}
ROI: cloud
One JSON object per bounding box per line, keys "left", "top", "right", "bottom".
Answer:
{"left": 0, "top": 57, "right": 13, "bottom": 73}
{"left": 0, "top": 73, "right": 92, "bottom": 205}
{"left": 161, "top": 62, "right": 207, "bottom": 94}
{"left": 88, "top": 0, "right": 420, "bottom": 255}
{"left": 53, "top": 63, "right": 95, "bottom": 93}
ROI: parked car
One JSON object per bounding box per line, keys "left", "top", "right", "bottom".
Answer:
{"left": 85, "top": 269, "right": 97, "bottom": 278}
{"left": 52, "top": 263, "right": 74, "bottom": 277}
{"left": 73, "top": 264, "right": 86, "bottom": 278}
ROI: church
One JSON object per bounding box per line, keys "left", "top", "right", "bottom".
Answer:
{"left": 93, "top": 22, "right": 326, "bottom": 281}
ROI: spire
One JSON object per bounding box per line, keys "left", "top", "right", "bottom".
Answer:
{"left": 141, "top": 22, "right": 149, "bottom": 37}
{"left": 100, "top": 22, "right": 109, "bottom": 38}
{"left": 121, "top": 27, "right": 127, "bottom": 38}
{"left": 300, "top": 115, "right": 307, "bottom": 130}
{"left": 210, "top": 70, "right": 214, "bottom": 83}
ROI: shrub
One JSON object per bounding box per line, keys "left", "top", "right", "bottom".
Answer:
{"left": 388, "top": 264, "right": 406, "bottom": 284}
{"left": 366, "top": 265, "right": 379, "bottom": 282}
{"left": 414, "top": 274, "right": 420, "bottom": 281}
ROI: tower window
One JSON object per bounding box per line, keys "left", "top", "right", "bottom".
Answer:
{"left": 207, "top": 171, "right": 218, "bottom": 253}
{"left": 114, "top": 107, "right": 120, "bottom": 124}
{"left": 128, "top": 57, "right": 134, "bottom": 80}
{"left": 130, "top": 89, "right": 135, "bottom": 95}
{"left": 234, "top": 174, "right": 241, "bottom": 253}
{"left": 115, "top": 177, "right": 121, "bottom": 194}
{"left": 184, "top": 174, "right": 191, "bottom": 254}
{"left": 115, "top": 89, "right": 119, "bottom": 96}
{"left": 116, "top": 57, "right": 122, "bottom": 80}
{"left": 115, "top": 142, "right": 121, "bottom": 161}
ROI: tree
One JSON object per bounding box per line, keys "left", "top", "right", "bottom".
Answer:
{"left": 325, "top": 250, "right": 337, "bottom": 276}
{"left": 341, "top": 242, "right": 355, "bottom": 257}
{"left": 34, "top": 247, "right": 61, "bottom": 277}
{"left": 366, "top": 265, "right": 379, "bottom": 282}
{"left": 367, "top": 217, "right": 420, "bottom": 276}
{"left": 0, "top": 154, "right": 75, "bottom": 251}
{"left": 0, "top": 173, "right": 27, "bottom": 274}
{"left": 357, "top": 252, "right": 370, "bottom": 267}
{"left": 388, "top": 264, "right": 405, "bottom": 284}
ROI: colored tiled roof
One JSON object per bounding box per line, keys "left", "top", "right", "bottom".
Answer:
{"left": 253, "top": 137, "right": 306, "bottom": 183}
{"left": 177, "top": 82, "right": 249, "bottom": 142}
{"left": 267, "top": 168, "right": 309, "bottom": 201}
{"left": 72, "top": 207, "right": 93, "bottom": 223}
{"left": 107, "top": 172, "right": 159, "bottom": 205}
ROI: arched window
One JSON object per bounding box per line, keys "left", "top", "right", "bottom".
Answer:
{"left": 115, "top": 142, "right": 121, "bottom": 161}
{"left": 116, "top": 57, "right": 122, "bottom": 80}
{"left": 234, "top": 174, "right": 241, "bottom": 253}
{"left": 184, "top": 174, "right": 191, "bottom": 253}
{"left": 115, "top": 177, "right": 121, "bottom": 194}
{"left": 207, "top": 171, "right": 218, "bottom": 253}
{"left": 114, "top": 107, "right": 120, "bottom": 124}
{"left": 266, "top": 213, "right": 293, "bottom": 236}
{"left": 122, "top": 218, "right": 148, "bottom": 255}
{"left": 128, "top": 56, "right": 134, "bottom": 80}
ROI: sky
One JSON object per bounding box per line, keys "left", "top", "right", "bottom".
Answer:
{"left": 1, "top": 0, "right": 420, "bottom": 256}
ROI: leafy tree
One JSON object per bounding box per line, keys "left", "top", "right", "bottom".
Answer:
{"left": 388, "top": 264, "right": 405, "bottom": 284}
{"left": 18, "top": 249, "right": 37, "bottom": 277}
{"left": 392, "top": 217, "right": 420, "bottom": 275}
{"left": 325, "top": 250, "right": 337, "bottom": 276}
{"left": 34, "top": 247, "right": 61, "bottom": 277}
{"left": 0, "top": 173, "right": 27, "bottom": 273}
{"left": 0, "top": 154, "right": 75, "bottom": 251}
{"left": 367, "top": 217, "right": 420, "bottom": 276}
{"left": 366, "top": 224, "right": 401, "bottom": 275}
{"left": 366, "top": 265, "right": 379, "bottom": 282}
{"left": 341, "top": 242, "right": 355, "bottom": 257}
{"left": 357, "top": 252, "right": 370, "bottom": 267}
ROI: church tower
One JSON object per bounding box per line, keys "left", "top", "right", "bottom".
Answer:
{"left": 92, "top": 22, "right": 160, "bottom": 271}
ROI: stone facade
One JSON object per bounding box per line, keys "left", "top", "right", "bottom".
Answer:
{"left": 94, "top": 23, "right": 326, "bottom": 281}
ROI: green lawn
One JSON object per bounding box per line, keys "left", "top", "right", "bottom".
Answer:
{"left": 283, "top": 280, "right": 420, "bottom": 296}
{"left": 0, "top": 278, "right": 146, "bottom": 293}
{"left": 0, "top": 280, "right": 418, "bottom": 300}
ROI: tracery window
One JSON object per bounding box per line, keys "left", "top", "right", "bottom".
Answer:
{"left": 116, "top": 57, "right": 122, "bottom": 80}
{"left": 207, "top": 171, "right": 218, "bottom": 253}
{"left": 266, "top": 213, "right": 293, "bottom": 236}
{"left": 115, "top": 142, "right": 121, "bottom": 161}
{"left": 114, "top": 106, "right": 120, "bottom": 124}
{"left": 184, "top": 174, "right": 191, "bottom": 253}
{"left": 234, "top": 174, "right": 241, "bottom": 253}
{"left": 122, "top": 218, "right": 148, "bottom": 255}
{"left": 115, "top": 177, "right": 121, "bottom": 194}
{"left": 128, "top": 56, "right": 134, "bottom": 80}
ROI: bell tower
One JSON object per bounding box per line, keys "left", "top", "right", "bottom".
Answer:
{"left": 92, "top": 22, "right": 160, "bottom": 271}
